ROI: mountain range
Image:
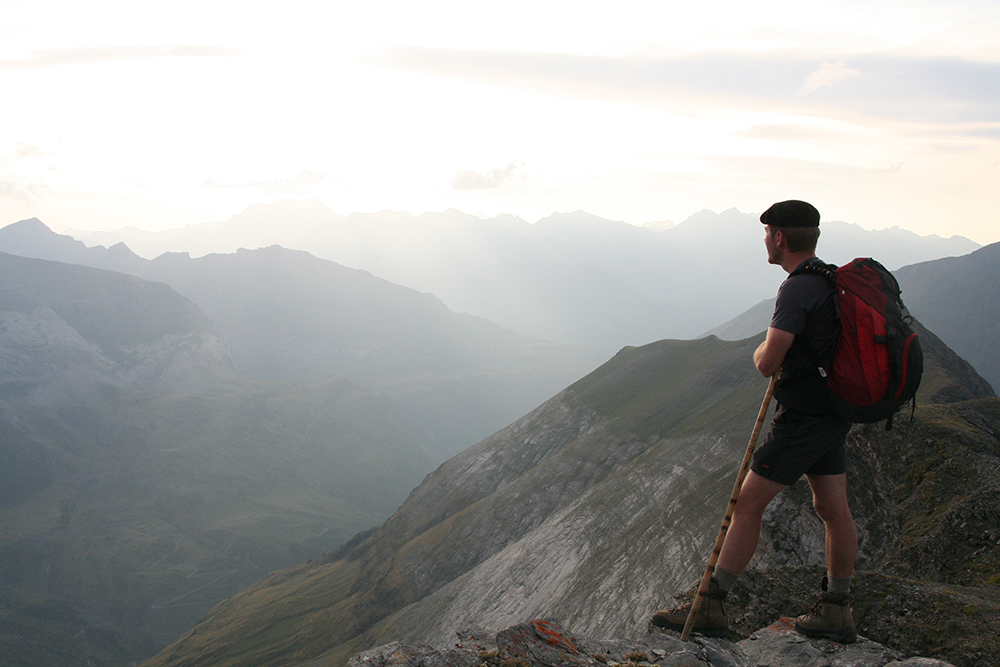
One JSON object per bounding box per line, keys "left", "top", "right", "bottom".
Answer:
{"left": 66, "top": 201, "right": 980, "bottom": 352}
{"left": 894, "top": 242, "right": 1000, "bottom": 395}
{"left": 0, "top": 219, "right": 603, "bottom": 461}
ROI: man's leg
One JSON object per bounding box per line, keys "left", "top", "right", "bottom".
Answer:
{"left": 795, "top": 472, "right": 858, "bottom": 643}
{"left": 650, "top": 471, "right": 785, "bottom": 635}
{"left": 716, "top": 471, "right": 787, "bottom": 576}
{"left": 805, "top": 473, "right": 856, "bottom": 580}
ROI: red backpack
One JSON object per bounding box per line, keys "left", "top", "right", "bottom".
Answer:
{"left": 796, "top": 258, "right": 923, "bottom": 429}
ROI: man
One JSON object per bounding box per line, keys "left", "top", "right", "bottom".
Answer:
{"left": 651, "top": 200, "right": 857, "bottom": 643}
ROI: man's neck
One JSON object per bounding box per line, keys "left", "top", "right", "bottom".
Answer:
{"left": 780, "top": 251, "right": 818, "bottom": 274}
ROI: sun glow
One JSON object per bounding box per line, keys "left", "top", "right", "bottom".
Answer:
{"left": 2, "top": 0, "right": 999, "bottom": 243}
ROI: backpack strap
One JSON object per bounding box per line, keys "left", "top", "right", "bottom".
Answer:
{"left": 787, "top": 261, "right": 841, "bottom": 378}
{"left": 791, "top": 260, "right": 838, "bottom": 283}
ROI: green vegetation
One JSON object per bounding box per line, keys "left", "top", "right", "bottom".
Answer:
{"left": 870, "top": 400, "right": 1000, "bottom": 586}
{"left": 566, "top": 336, "right": 764, "bottom": 439}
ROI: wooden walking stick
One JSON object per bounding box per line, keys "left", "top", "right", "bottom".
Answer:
{"left": 681, "top": 373, "right": 778, "bottom": 641}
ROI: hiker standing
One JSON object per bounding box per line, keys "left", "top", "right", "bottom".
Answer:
{"left": 652, "top": 200, "right": 858, "bottom": 643}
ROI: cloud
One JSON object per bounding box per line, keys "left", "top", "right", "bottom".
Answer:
{"left": 15, "top": 143, "right": 48, "bottom": 159}
{"left": 0, "top": 175, "right": 49, "bottom": 205}
{"left": 451, "top": 162, "right": 522, "bottom": 190}
{"left": 368, "top": 47, "right": 1000, "bottom": 127}
{"left": 203, "top": 171, "right": 325, "bottom": 194}
{"left": 0, "top": 45, "right": 242, "bottom": 71}
{"left": 260, "top": 171, "right": 325, "bottom": 194}
{"left": 736, "top": 124, "right": 843, "bottom": 141}
{"left": 800, "top": 60, "right": 861, "bottom": 94}
{"left": 873, "top": 162, "right": 904, "bottom": 174}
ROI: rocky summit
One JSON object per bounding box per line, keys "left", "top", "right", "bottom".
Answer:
{"left": 348, "top": 618, "right": 955, "bottom": 667}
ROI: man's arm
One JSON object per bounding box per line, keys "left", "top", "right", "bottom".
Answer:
{"left": 754, "top": 326, "right": 795, "bottom": 377}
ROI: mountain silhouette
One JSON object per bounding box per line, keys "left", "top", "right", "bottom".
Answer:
{"left": 893, "top": 242, "right": 1000, "bottom": 393}
{"left": 63, "top": 201, "right": 979, "bottom": 352}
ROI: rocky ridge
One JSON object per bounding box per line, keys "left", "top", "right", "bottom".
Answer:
{"left": 349, "top": 618, "right": 954, "bottom": 667}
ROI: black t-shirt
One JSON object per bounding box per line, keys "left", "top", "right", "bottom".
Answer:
{"left": 770, "top": 258, "right": 840, "bottom": 415}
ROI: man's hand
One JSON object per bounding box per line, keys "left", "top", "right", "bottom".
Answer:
{"left": 754, "top": 327, "right": 795, "bottom": 377}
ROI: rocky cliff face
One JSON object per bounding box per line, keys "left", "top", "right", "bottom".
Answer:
{"left": 141, "top": 329, "right": 999, "bottom": 667}
{"left": 0, "top": 252, "right": 237, "bottom": 402}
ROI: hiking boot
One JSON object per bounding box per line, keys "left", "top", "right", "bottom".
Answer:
{"left": 794, "top": 577, "right": 858, "bottom": 644}
{"left": 650, "top": 578, "right": 728, "bottom": 638}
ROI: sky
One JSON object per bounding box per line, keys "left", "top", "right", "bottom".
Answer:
{"left": 2, "top": 0, "right": 999, "bottom": 244}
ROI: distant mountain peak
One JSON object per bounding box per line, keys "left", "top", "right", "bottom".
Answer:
{"left": 12, "top": 216, "right": 46, "bottom": 227}
{"left": 0, "top": 218, "right": 149, "bottom": 273}
{"left": 5, "top": 217, "right": 56, "bottom": 235}
{"left": 642, "top": 220, "right": 674, "bottom": 232}
{"left": 0, "top": 217, "right": 90, "bottom": 258}
{"left": 536, "top": 210, "right": 626, "bottom": 225}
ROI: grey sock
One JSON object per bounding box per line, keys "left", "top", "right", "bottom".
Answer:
{"left": 827, "top": 575, "right": 852, "bottom": 596}
{"left": 714, "top": 566, "right": 740, "bottom": 595}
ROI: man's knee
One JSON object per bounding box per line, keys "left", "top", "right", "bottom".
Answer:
{"left": 809, "top": 475, "right": 852, "bottom": 523}
{"left": 813, "top": 496, "right": 848, "bottom": 523}
{"left": 736, "top": 471, "right": 786, "bottom": 516}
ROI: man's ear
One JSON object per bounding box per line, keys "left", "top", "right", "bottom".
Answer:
{"left": 773, "top": 229, "right": 787, "bottom": 248}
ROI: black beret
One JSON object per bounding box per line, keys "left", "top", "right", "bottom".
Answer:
{"left": 759, "top": 200, "right": 820, "bottom": 227}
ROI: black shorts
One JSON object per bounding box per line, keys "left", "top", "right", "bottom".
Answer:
{"left": 751, "top": 404, "right": 852, "bottom": 486}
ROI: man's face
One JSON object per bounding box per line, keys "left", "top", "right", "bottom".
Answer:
{"left": 764, "top": 225, "right": 783, "bottom": 265}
